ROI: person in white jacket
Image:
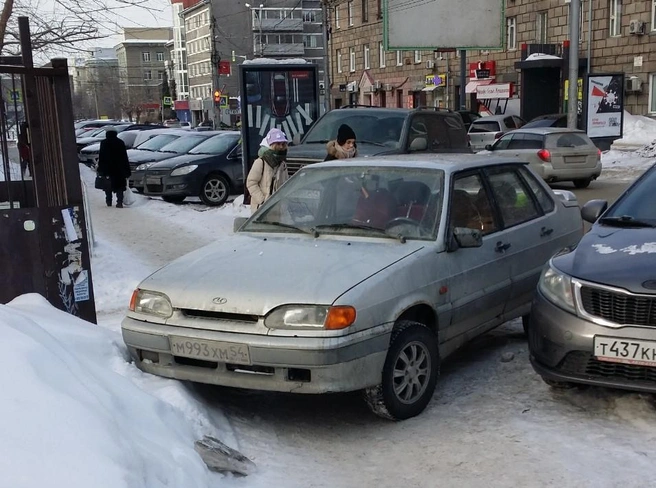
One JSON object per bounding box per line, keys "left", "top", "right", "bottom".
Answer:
{"left": 246, "top": 128, "right": 290, "bottom": 213}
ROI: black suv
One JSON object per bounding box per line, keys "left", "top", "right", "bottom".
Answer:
{"left": 286, "top": 106, "right": 471, "bottom": 173}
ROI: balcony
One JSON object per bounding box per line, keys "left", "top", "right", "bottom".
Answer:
{"left": 256, "top": 18, "right": 303, "bottom": 32}
{"left": 260, "top": 43, "right": 305, "bottom": 56}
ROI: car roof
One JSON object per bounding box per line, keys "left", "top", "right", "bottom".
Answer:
{"left": 306, "top": 154, "right": 526, "bottom": 173}
{"left": 531, "top": 113, "right": 565, "bottom": 120}
{"left": 509, "top": 127, "right": 586, "bottom": 135}
{"left": 472, "top": 115, "right": 515, "bottom": 122}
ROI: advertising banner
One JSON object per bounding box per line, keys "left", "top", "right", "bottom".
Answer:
{"left": 585, "top": 73, "right": 624, "bottom": 138}
{"left": 239, "top": 63, "right": 319, "bottom": 184}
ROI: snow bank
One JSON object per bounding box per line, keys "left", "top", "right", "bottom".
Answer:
{"left": 243, "top": 58, "right": 308, "bottom": 65}
{"left": 610, "top": 111, "right": 656, "bottom": 151}
{"left": 524, "top": 53, "right": 561, "bottom": 61}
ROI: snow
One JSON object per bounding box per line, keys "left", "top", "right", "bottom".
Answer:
{"left": 524, "top": 53, "right": 562, "bottom": 61}
{"left": 3, "top": 151, "right": 656, "bottom": 487}
{"left": 242, "top": 58, "right": 308, "bottom": 65}
{"left": 610, "top": 111, "right": 656, "bottom": 151}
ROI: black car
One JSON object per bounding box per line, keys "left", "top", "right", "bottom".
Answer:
{"left": 456, "top": 110, "right": 481, "bottom": 131}
{"left": 286, "top": 107, "right": 471, "bottom": 174}
{"left": 141, "top": 132, "right": 242, "bottom": 206}
{"left": 523, "top": 113, "right": 583, "bottom": 130}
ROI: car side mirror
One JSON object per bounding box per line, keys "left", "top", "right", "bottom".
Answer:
{"left": 448, "top": 227, "right": 483, "bottom": 251}
{"left": 292, "top": 134, "right": 301, "bottom": 146}
{"left": 233, "top": 216, "right": 248, "bottom": 232}
{"left": 581, "top": 199, "right": 608, "bottom": 224}
{"left": 485, "top": 144, "right": 493, "bottom": 151}
{"left": 409, "top": 137, "right": 428, "bottom": 152}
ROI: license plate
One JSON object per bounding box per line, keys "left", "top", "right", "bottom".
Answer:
{"left": 565, "top": 157, "right": 586, "bottom": 164}
{"left": 169, "top": 336, "right": 251, "bottom": 365}
{"left": 594, "top": 336, "right": 656, "bottom": 367}
{"left": 146, "top": 177, "right": 162, "bottom": 185}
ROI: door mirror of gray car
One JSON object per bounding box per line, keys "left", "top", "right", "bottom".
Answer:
{"left": 485, "top": 144, "right": 493, "bottom": 151}
{"left": 581, "top": 199, "right": 608, "bottom": 223}
{"left": 233, "top": 216, "right": 248, "bottom": 232}
{"left": 448, "top": 227, "right": 483, "bottom": 251}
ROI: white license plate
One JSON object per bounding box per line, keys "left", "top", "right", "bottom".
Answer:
{"left": 169, "top": 336, "right": 251, "bottom": 365}
{"left": 594, "top": 336, "right": 656, "bottom": 367}
{"left": 146, "top": 177, "right": 162, "bottom": 185}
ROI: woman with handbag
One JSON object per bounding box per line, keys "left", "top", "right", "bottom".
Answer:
{"left": 97, "top": 127, "right": 131, "bottom": 208}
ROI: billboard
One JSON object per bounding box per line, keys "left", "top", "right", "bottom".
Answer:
{"left": 384, "top": 0, "right": 504, "bottom": 50}
{"left": 585, "top": 73, "right": 624, "bottom": 139}
{"left": 239, "top": 63, "right": 319, "bottom": 182}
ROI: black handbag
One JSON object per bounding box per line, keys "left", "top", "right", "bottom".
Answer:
{"left": 95, "top": 174, "right": 111, "bottom": 191}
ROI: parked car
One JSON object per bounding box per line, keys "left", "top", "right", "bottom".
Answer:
{"left": 129, "top": 131, "right": 222, "bottom": 192}
{"left": 528, "top": 162, "right": 656, "bottom": 393}
{"left": 121, "top": 155, "right": 583, "bottom": 420}
{"left": 180, "top": 122, "right": 192, "bottom": 130}
{"left": 76, "top": 125, "right": 129, "bottom": 155}
{"left": 482, "top": 128, "right": 602, "bottom": 188}
{"left": 127, "top": 130, "right": 190, "bottom": 170}
{"left": 164, "top": 119, "right": 182, "bottom": 128}
{"left": 468, "top": 114, "right": 526, "bottom": 151}
{"left": 74, "top": 119, "right": 119, "bottom": 137}
{"left": 286, "top": 107, "right": 472, "bottom": 174}
{"left": 522, "top": 113, "right": 583, "bottom": 130}
{"left": 457, "top": 110, "right": 481, "bottom": 131}
{"left": 141, "top": 131, "right": 242, "bottom": 206}
{"left": 79, "top": 130, "right": 141, "bottom": 168}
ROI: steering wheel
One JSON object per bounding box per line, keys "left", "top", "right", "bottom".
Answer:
{"left": 385, "top": 217, "right": 421, "bottom": 231}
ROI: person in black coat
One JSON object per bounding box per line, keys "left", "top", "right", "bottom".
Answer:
{"left": 324, "top": 124, "right": 357, "bottom": 161}
{"left": 97, "top": 127, "right": 131, "bottom": 208}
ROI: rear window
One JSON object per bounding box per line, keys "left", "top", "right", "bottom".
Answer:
{"left": 546, "top": 133, "right": 593, "bottom": 149}
{"left": 507, "top": 133, "right": 544, "bottom": 150}
{"left": 469, "top": 120, "right": 501, "bottom": 133}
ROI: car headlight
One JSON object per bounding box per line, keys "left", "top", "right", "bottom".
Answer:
{"left": 538, "top": 264, "right": 576, "bottom": 313}
{"left": 129, "top": 289, "right": 173, "bottom": 318}
{"left": 264, "top": 305, "right": 356, "bottom": 330}
{"left": 170, "top": 164, "right": 198, "bottom": 177}
{"left": 136, "top": 163, "right": 154, "bottom": 171}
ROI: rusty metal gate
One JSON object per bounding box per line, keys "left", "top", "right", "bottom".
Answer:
{"left": 0, "top": 17, "right": 97, "bottom": 323}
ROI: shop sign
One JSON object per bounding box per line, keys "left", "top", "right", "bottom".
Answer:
{"left": 476, "top": 83, "right": 513, "bottom": 99}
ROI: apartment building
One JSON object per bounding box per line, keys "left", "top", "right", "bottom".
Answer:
{"left": 170, "top": 0, "right": 190, "bottom": 105}
{"left": 70, "top": 47, "right": 121, "bottom": 119}
{"left": 328, "top": 0, "right": 656, "bottom": 118}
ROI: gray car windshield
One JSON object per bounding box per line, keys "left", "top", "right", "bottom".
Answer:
{"left": 157, "top": 136, "right": 208, "bottom": 154}
{"left": 602, "top": 166, "right": 656, "bottom": 226}
{"left": 244, "top": 166, "right": 444, "bottom": 240}
{"left": 189, "top": 134, "right": 239, "bottom": 155}
{"left": 136, "top": 134, "right": 180, "bottom": 151}
{"left": 303, "top": 111, "right": 406, "bottom": 148}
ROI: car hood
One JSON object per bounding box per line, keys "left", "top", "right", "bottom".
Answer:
{"left": 148, "top": 153, "right": 218, "bottom": 170}
{"left": 287, "top": 142, "right": 396, "bottom": 161}
{"left": 139, "top": 233, "right": 424, "bottom": 315}
{"left": 556, "top": 225, "right": 656, "bottom": 294}
{"left": 77, "top": 137, "right": 103, "bottom": 145}
{"left": 81, "top": 142, "right": 101, "bottom": 154}
{"left": 128, "top": 150, "right": 177, "bottom": 164}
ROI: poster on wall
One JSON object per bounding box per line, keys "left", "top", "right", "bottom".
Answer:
{"left": 585, "top": 73, "right": 624, "bottom": 138}
{"left": 239, "top": 63, "right": 319, "bottom": 186}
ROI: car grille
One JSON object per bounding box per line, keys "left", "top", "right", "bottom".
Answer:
{"left": 180, "top": 309, "right": 259, "bottom": 323}
{"left": 580, "top": 285, "right": 656, "bottom": 326}
{"left": 147, "top": 169, "right": 170, "bottom": 177}
{"left": 145, "top": 184, "right": 163, "bottom": 193}
{"left": 286, "top": 158, "right": 317, "bottom": 175}
{"left": 560, "top": 351, "right": 656, "bottom": 384}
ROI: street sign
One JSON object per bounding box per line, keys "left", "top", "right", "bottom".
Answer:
{"left": 162, "top": 96, "right": 172, "bottom": 106}
{"left": 7, "top": 89, "right": 22, "bottom": 102}
{"left": 222, "top": 109, "right": 241, "bottom": 115}
{"left": 219, "top": 95, "right": 229, "bottom": 109}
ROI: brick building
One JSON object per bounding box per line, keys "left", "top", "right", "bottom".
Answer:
{"left": 327, "top": 0, "right": 656, "bottom": 118}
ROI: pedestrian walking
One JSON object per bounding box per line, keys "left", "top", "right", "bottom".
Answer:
{"left": 246, "top": 128, "right": 289, "bottom": 213}
{"left": 17, "top": 121, "right": 31, "bottom": 178}
{"left": 325, "top": 124, "right": 357, "bottom": 161}
{"left": 97, "top": 126, "right": 131, "bottom": 208}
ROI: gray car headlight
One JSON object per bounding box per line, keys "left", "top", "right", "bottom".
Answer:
{"left": 538, "top": 264, "right": 576, "bottom": 313}
{"left": 265, "top": 305, "right": 356, "bottom": 330}
{"left": 136, "top": 163, "right": 154, "bottom": 171}
{"left": 170, "top": 165, "right": 198, "bottom": 177}
{"left": 129, "top": 289, "right": 173, "bottom": 318}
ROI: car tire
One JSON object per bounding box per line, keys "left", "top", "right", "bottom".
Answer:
{"left": 162, "top": 196, "right": 186, "bottom": 204}
{"left": 200, "top": 174, "right": 230, "bottom": 206}
{"left": 522, "top": 315, "right": 530, "bottom": 336}
{"left": 364, "top": 321, "right": 439, "bottom": 420}
{"left": 573, "top": 178, "right": 591, "bottom": 189}
{"left": 542, "top": 377, "right": 576, "bottom": 389}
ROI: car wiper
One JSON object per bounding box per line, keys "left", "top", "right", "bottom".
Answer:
{"left": 254, "top": 220, "right": 316, "bottom": 235}
{"left": 312, "top": 223, "right": 406, "bottom": 243}
{"left": 599, "top": 216, "right": 656, "bottom": 228}
{"left": 160, "top": 150, "right": 178, "bottom": 154}
{"left": 358, "top": 139, "right": 386, "bottom": 147}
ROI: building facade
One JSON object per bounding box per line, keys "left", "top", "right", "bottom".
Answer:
{"left": 327, "top": 0, "right": 656, "bottom": 118}
{"left": 170, "top": 0, "right": 190, "bottom": 104}
{"left": 70, "top": 48, "right": 121, "bottom": 120}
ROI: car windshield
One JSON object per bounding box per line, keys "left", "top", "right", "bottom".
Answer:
{"left": 189, "top": 134, "right": 239, "bottom": 154}
{"left": 302, "top": 111, "right": 406, "bottom": 148}
{"left": 135, "top": 134, "right": 180, "bottom": 151}
{"left": 84, "top": 127, "right": 106, "bottom": 138}
{"left": 469, "top": 121, "right": 501, "bottom": 133}
{"left": 118, "top": 132, "right": 137, "bottom": 146}
{"left": 601, "top": 166, "right": 656, "bottom": 226}
{"left": 157, "top": 135, "right": 207, "bottom": 154}
{"left": 242, "top": 165, "right": 444, "bottom": 241}
{"left": 523, "top": 118, "right": 560, "bottom": 128}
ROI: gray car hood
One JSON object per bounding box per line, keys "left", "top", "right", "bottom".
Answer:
{"left": 139, "top": 233, "right": 424, "bottom": 315}
{"left": 556, "top": 226, "right": 656, "bottom": 294}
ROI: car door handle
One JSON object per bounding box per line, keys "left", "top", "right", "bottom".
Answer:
{"left": 540, "top": 226, "right": 554, "bottom": 237}
{"left": 495, "top": 241, "right": 511, "bottom": 253}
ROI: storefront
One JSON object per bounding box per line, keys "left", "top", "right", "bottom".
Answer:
{"left": 422, "top": 73, "right": 447, "bottom": 108}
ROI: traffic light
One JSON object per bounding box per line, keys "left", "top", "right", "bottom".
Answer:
{"left": 213, "top": 90, "right": 221, "bottom": 103}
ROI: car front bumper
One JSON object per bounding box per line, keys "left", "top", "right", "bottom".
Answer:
{"left": 532, "top": 161, "right": 602, "bottom": 182}
{"left": 121, "top": 316, "right": 389, "bottom": 393}
{"left": 529, "top": 288, "right": 656, "bottom": 393}
{"left": 142, "top": 172, "right": 204, "bottom": 197}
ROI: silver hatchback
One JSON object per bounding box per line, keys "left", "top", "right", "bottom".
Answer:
{"left": 468, "top": 114, "right": 525, "bottom": 151}
{"left": 121, "top": 156, "right": 583, "bottom": 420}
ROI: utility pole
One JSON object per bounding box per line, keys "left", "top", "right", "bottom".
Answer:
{"left": 321, "top": 0, "right": 331, "bottom": 111}
{"left": 459, "top": 50, "right": 466, "bottom": 110}
{"left": 567, "top": 0, "right": 581, "bottom": 129}
{"left": 211, "top": 14, "right": 221, "bottom": 129}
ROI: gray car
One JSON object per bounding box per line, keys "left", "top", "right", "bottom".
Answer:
{"left": 121, "top": 156, "right": 583, "bottom": 420}
{"left": 529, "top": 162, "right": 656, "bottom": 393}
{"left": 483, "top": 128, "right": 602, "bottom": 188}
{"left": 468, "top": 114, "right": 525, "bottom": 151}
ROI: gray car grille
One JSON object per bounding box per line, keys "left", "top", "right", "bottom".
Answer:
{"left": 561, "top": 351, "right": 656, "bottom": 384}
{"left": 286, "top": 159, "right": 312, "bottom": 175}
{"left": 180, "top": 308, "right": 259, "bottom": 323}
{"left": 580, "top": 286, "right": 656, "bottom": 327}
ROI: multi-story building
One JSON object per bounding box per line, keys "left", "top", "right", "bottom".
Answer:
{"left": 115, "top": 27, "right": 173, "bottom": 122}
{"left": 327, "top": 0, "right": 656, "bottom": 118}
{"left": 70, "top": 48, "right": 121, "bottom": 119}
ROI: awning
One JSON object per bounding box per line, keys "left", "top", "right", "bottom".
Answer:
{"left": 422, "top": 85, "right": 438, "bottom": 92}
{"left": 465, "top": 79, "right": 493, "bottom": 93}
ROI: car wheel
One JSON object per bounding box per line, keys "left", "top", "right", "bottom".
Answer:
{"left": 200, "top": 174, "right": 230, "bottom": 206}
{"left": 573, "top": 178, "right": 591, "bottom": 189}
{"left": 162, "top": 196, "right": 186, "bottom": 204}
{"left": 522, "top": 315, "right": 530, "bottom": 336}
{"left": 364, "top": 321, "right": 439, "bottom": 420}
{"left": 542, "top": 377, "right": 576, "bottom": 389}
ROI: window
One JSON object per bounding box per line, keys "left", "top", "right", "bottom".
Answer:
{"left": 144, "top": 70, "right": 152, "bottom": 80}
{"left": 142, "top": 52, "right": 151, "bottom": 62}
{"left": 650, "top": 73, "right": 656, "bottom": 113}
{"left": 396, "top": 50, "right": 403, "bottom": 66}
{"left": 379, "top": 42, "right": 386, "bottom": 68}
{"left": 362, "top": 0, "right": 369, "bottom": 23}
{"left": 335, "top": 6, "right": 340, "bottom": 28}
{"left": 488, "top": 170, "right": 540, "bottom": 228}
{"left": 536, "top": 11, "right": 548, "bottom": 43}
{"left": 653, "top": 0, "right": 656, "bottom": 31}
{"left": 158, "top": 70, "right": 164, "bottom": 80}
{"left": 348, "top": 1, "right": 354, "bottom": 26}
{"left": 414, "top": 50, "right": 421, "bottom": 63}
{"left": 610, "top": 0, "right": 621, "bottom": 37}
{"left": 451, "top": 174, "right": 497, "bottom": 235}
{"left": 304, "top": 35, "right": 319, "bottom": 48}
{"left": 303, "top": 10, "right": 317, "bottom": 22}
{"left": 156, "top": 52, "right": 164, "bottom": 62}
{"left": 337, "top": 48, "right": 343, "bottom": 73}
{"left": 519, "top": 167, "right": 554, "bottom": 214}
{"left": 364, "top": 44, "right": 370, "bottom": 69}
{"left": 507, "top": 17, "right": 517, "bottom": 50}
{"left": 349, "top": 47, "right": 356, "bottom": 72}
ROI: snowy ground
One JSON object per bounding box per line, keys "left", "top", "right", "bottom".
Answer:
{"left": 2, "top": 148, "right": 656, "bottom": 487}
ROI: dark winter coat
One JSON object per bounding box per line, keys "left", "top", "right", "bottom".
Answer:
{"left": 97, "top": 132, "right": 131, "bottom": 191}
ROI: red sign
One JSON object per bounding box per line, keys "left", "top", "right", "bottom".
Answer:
{"left": 218, "top": 61, "right": 231, "bottom": 75}
{"left": 468, "top": 61, "right": 496, "bottom": 79}
{"left": 173, "top": 100, "right": 189, "bottom": 110}
{"left": 290, "top": 71, "right": 311, "bottom": 79}
{"left": 139, "top": 102, "right": 160, "bottom": 110}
